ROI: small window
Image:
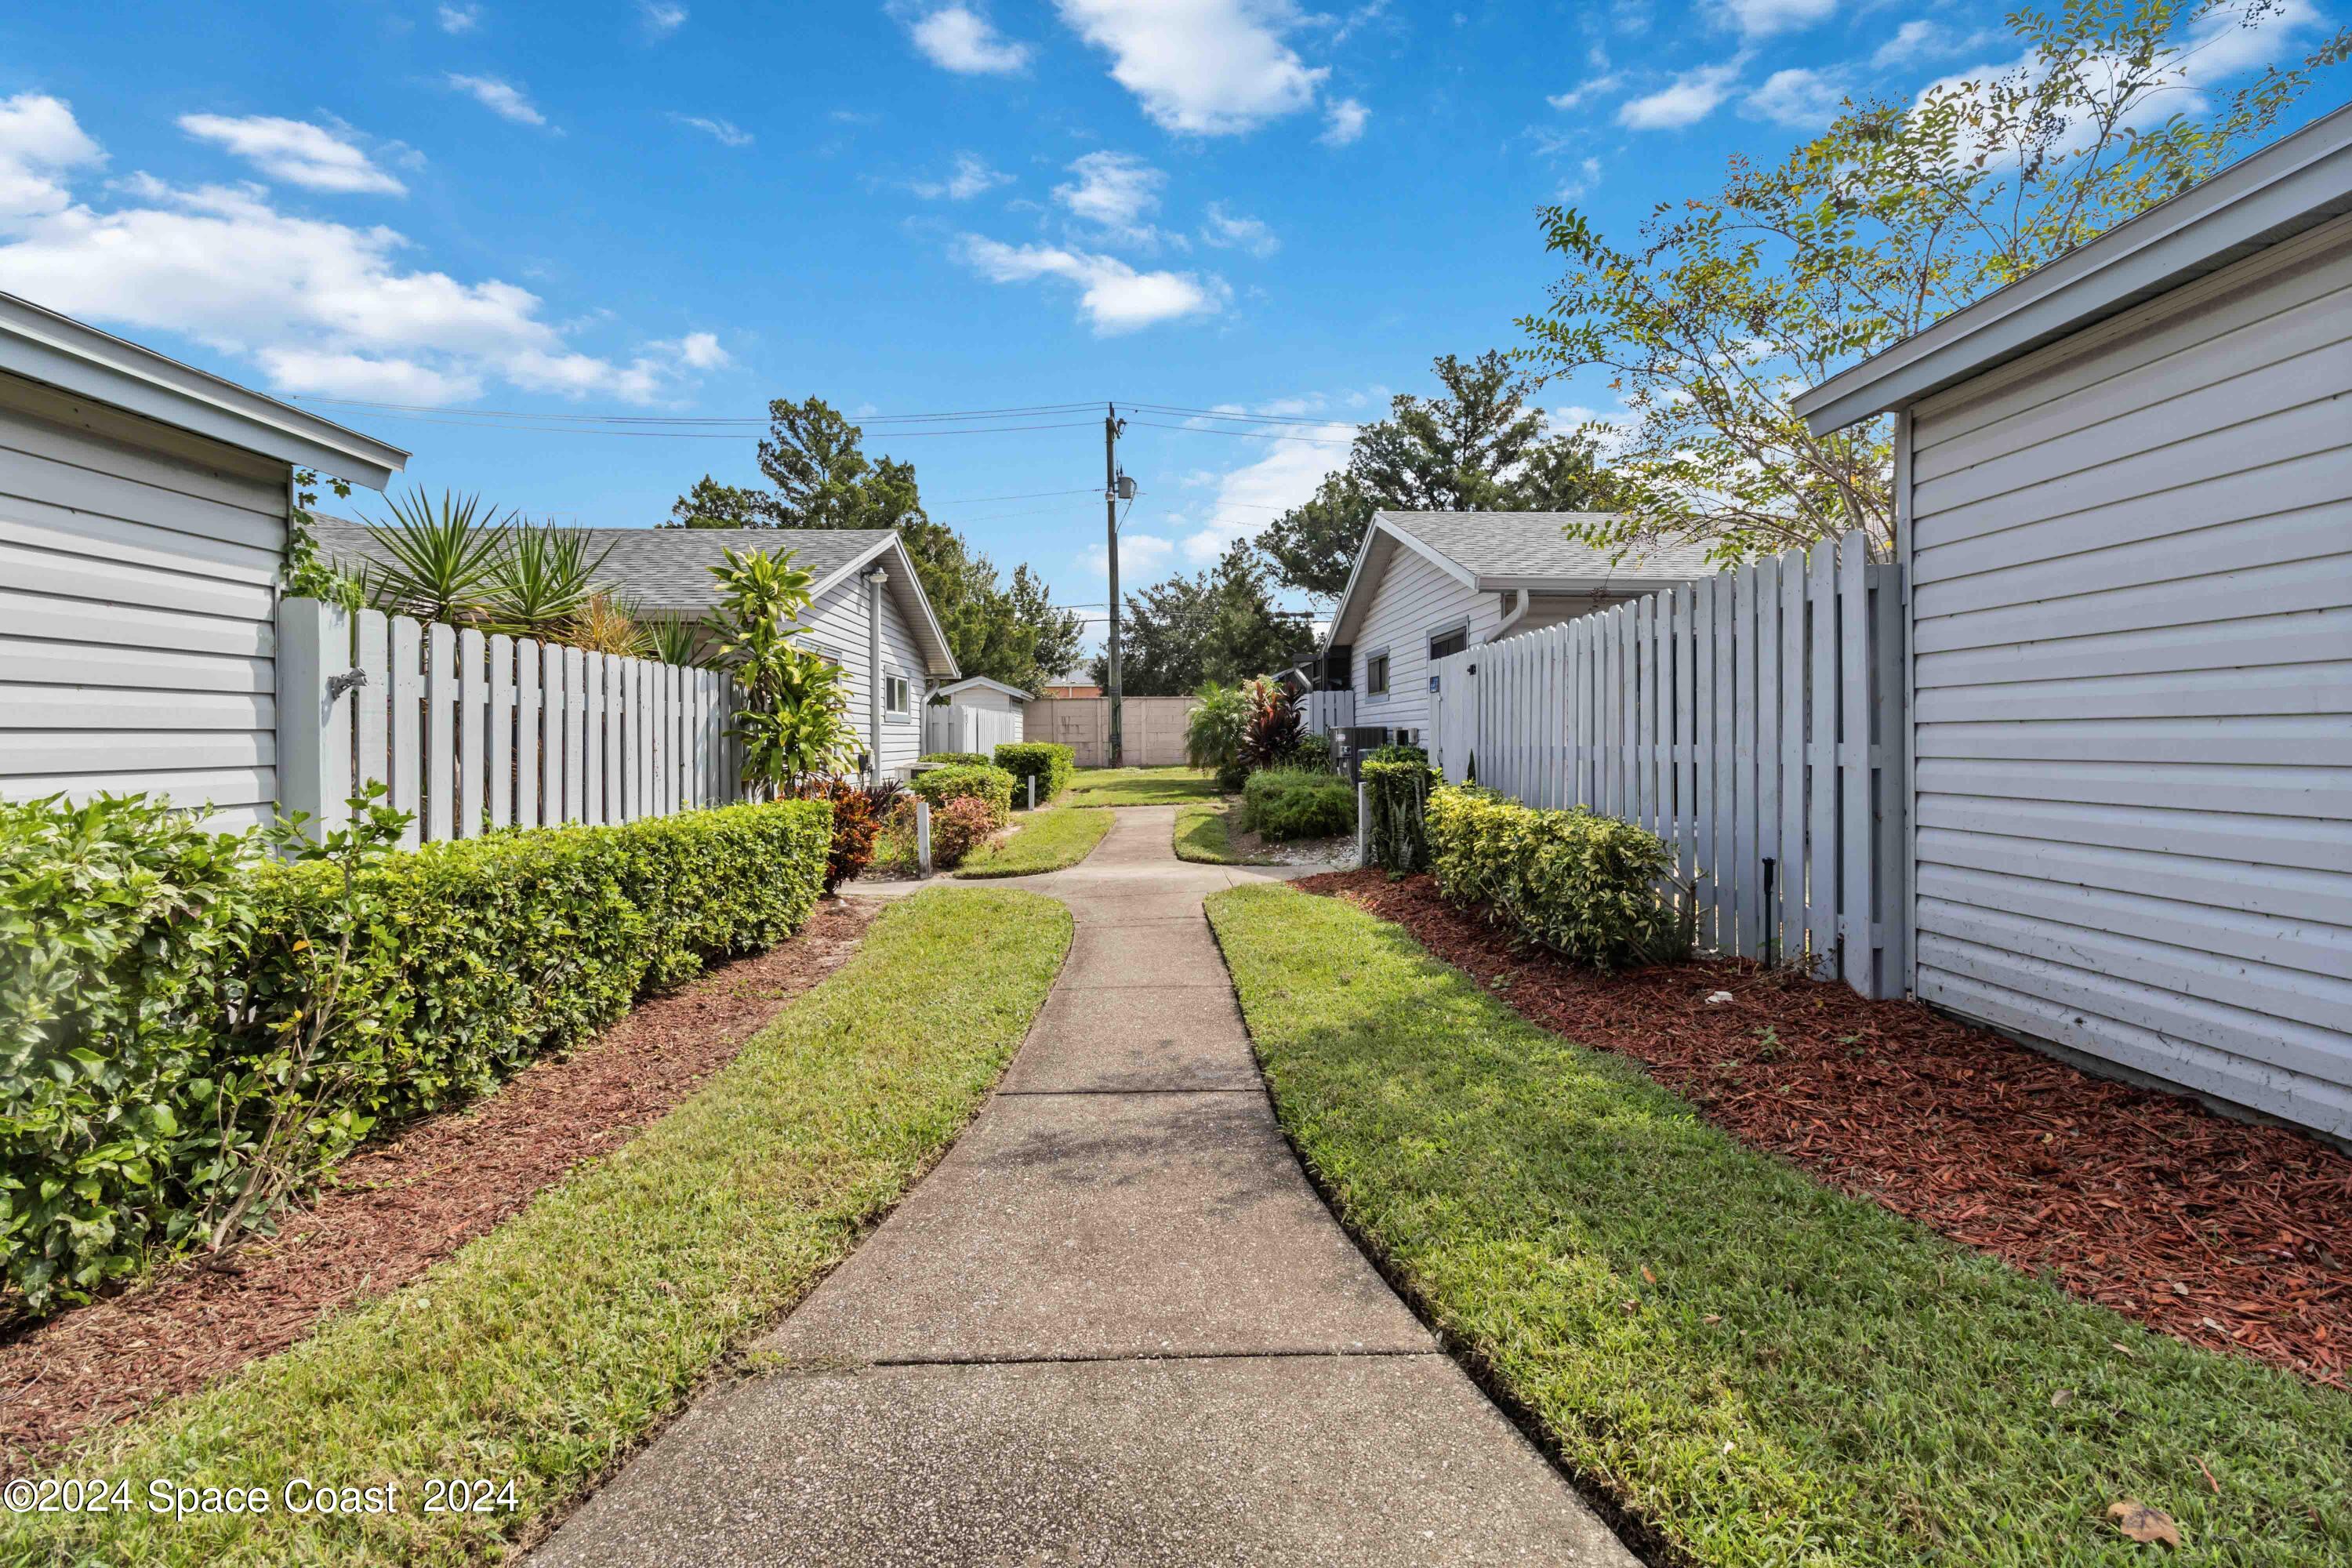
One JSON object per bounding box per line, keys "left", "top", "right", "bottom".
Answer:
{"left": 885, "top": 673, "right": 911, "bottom": 716}
{"left": 1428, "top": 627, "right": 1468, "bottom": 661}
{"left": 1364, "top": 652, "right": 1389, "bottom": 696}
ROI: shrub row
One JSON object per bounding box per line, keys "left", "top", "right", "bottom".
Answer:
{"left": 920, "top": 751, "right": 989, "bottom": 768}
{"left": 1240, "top": 767, "right": 1356, "bottom": 841}
{"left": 911, "top": 764, "right": 1014, "bottom": 826}
{"left": 992, "top": 742, "right": 1073, "bottom": 807}
{"left": 1425, "top": 785, "right": 1690, "bottom": 971}
{"left": 1, "top": 795, "right": 830, "bottom": 1314}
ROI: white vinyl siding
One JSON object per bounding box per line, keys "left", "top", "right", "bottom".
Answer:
{"left": 1904, "top": 214, "right": 2352, "bottom": 1138}
{"left": 0, "top": 381, "right": 289, "bottom": 829}
{"left": 1350, "top": 546, "right": 1497, "bottom": 739}
{"left": 792, "top": 569, "right": 932, "bottom": 781}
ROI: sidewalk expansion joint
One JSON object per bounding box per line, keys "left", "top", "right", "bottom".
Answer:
{"left": 995, "top": 1086, "right": 1261, "bottom": 1096}
{"left": 851, "top": 1347, "right": 1446, "bottom": 1370}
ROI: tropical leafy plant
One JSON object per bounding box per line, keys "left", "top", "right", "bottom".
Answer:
{"left": 485, "top": 521, "right": 614, "bottom": 639}
{"left": 708, "top": 546, "right": 855, "bottom": 794}
{"left": 570, "top": 593, "right": 648, "bottom": 658}
{"left": 1238, "top": 675, "right": 1302, "bottom": 772}
{"left": 1185, "top": 682, "right": 1249, "bottom": 782}
{"left": 360, "top": 488, "right": 512, "bottom": 624}
{"left": 639, "top": 613, "right": 704, "bottom": 669}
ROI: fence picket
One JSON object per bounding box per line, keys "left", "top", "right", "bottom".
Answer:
{"left": 540, "top": 642, "right": 565, "bottom": 826}
{"left": 425, "top": 622, "right": 456, "bottom": 842}
{"left": 487, "top": 633, "right": 513, "bottom": 831}
{"left": 1779, "top": 557, "right": 1806, "bottom": 966}
{"left": 583, "top": 654, "right": 604, "bottom": 827}
{"left": 1755, "top": 557, "right": 1781, "bottom": 963}
{"left": 1807, "top": 546, "right": 1839, "bottom": 978}
{"left": 458, "top": 628, "right": 485, "bottom": 837}
{"left": 389, "top": 616, "right": 422, "bottom": 850}
{"left": 1839, "top": 536, "right": 1872, "bottom": 996}
{"left": 355, "top": 609, "right": 390, "bottom": 806}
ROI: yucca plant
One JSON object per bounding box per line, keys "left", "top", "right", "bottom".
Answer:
{"left": 485, "top": 521, "right": 613, "bottom": 640}
{"left": 569, "top": 592, "right": 648, "bottom": 657}
{"left": 640, "top": 613, "right": 704, "bottom": 668}
{"left": 361, "top": 488, "right": 511, "bottom": 624}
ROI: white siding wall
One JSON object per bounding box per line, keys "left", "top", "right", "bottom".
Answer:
{"left": 790, "top": 572, "right": 931, "bottom": 780}
{"left": 0, "top": 382, "right": 289, "bottom": 828}
{"left": 1351, "top": 546, "right": 1497, "bottom": 739}
{"left": 1906, "top": 215, "right": 2352, "bottom": 1138}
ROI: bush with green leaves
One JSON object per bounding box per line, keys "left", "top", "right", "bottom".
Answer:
{"left": 1294, "top": 733, "right": 1334, "bottom": 773}
{"left": 927, "top": 796, "right": 1000, "bottom": 869}
{"left": 921, "top": 751, "right": 989, "bottom": 768}
{"left": 1184, "top": 684, "right": 1248, "bottom": 782}
{"left": 1426, "top": 786, "right": 1690, "bottom": 971}
{"left": 911, "top": 763, "right": 1014, "bottom": 826}
{"left": 1, "top": 794, "right": 830, "bottom": 1316}
{"left": 1240, "top": 767, "right": 1356, "bottom": 842}
{"left": 992, "top": 742, "right": 1073, "bottom": 807}
{"left": 1361, "top": 757, "right": 1437, "bottom": 873}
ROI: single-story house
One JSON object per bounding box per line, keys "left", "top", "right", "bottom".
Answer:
{"left": 0, "top": 291, "right": 409, "bottom": 826}
{"left": 317, "top": 522, "right": 960, "bottom": 782}
{"left": 923, "top": 675, "right": 1029, "bottom": 757}
{"left": 1792, "top": 101, "right": 2352, "bottom": 1140}
{"left": 1316, "top": 510, "right": 1715, "bottom": 742}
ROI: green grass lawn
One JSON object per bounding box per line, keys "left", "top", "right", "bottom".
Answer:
{"left": 1173, "top": 802, "right": 1261, "bottom": 864}
{"left": 1205, "top": 883, "right": 2352, "bottom": 1568}
{"left": 1061, "top": 765, "right": 1222, "bottom": 808}
{"left": 955, "top": 806, "right": 1112, "bottom": 877}
{"left": 10, "top": 888, "right": 1071, "bottom": 1568}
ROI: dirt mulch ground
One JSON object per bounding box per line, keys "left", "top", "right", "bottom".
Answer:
{"left": 0, "top": 898, "right": 878, "bottom": 1470}
{"left": 1298, "top": 869, "right": 2352, "bottom": 1389}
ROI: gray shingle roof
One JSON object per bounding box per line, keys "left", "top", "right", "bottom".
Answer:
{"left": 311, "top": 521, "right": 895, "bottom": 615}
{"left": 1376, "top": 511, "right": 1718, "bottom": 585}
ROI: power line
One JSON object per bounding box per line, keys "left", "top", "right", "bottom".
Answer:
{"left": 1123, "top": 419, "right": 1354, "bottom": 446}
{"left": 305, "top": 411, "right": 1101, "bottom": 439}
{"left": 285, "top": 395, "right": 1103, "bottom": 425}
{"left": 1122, "top": 401, "right": 1365, "bottom": 429}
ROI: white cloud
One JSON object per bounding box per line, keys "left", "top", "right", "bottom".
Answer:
{"left": 437, "top": 3, "right": 481, "bottom": 31}
{"left": 1617, "top": 59, "right": 1743, "bottom": 129}
{"left": 1200, "top": 201, "right": 1277, "bottom": 256}
{"left": 1053, "top": 151, "right": 1164, "bottom": 241}
{"left": 1742, "top": 67, "right": 1844, "bottom": 128}
{"left": 1319, "top": 96, "right": 1369, "bottom": 146}
{"left": 1556, "top": 154, "right": 1602, "bottom": 200}
{"left": 1871, "top": 19, "right": 1936, "bottom": 67}
{"left": 1174, "top": 413, "right": 1356, "bottom": 564}
{"left": 908, "top": 5, "right": 1033, "bottom": 73}
{"left": 955, "top": 234, "right": 1226, "bottom": 333}
{"left": 1710, "top": 0, "right": 1834, "bottom": 39}
{"left": 1084, "top": 530, "right": 1178, "bottom": 584}
{"left": 1546, "top": 74, "right": 1623, "bottom": 111}
{"left": 445, "top": 74, "right": 549, "bottom": 127}
{"left": 1054, "top": 0, "right": 1327, "bottom": 135}
{"left": 641, "top": 1, "right": 688, "bottom": 35}
{"left": 672, "top": 114, "right": 753, "bottom": 147}
{"left": 0, "top": 98, "right": 719, "bottom": 408}
{"left": 0, "top": 93, "right": 105, "bottom": 220}
{"left": 177, "top": 114, "right": 407, "bottom": 195}
{"left": 912, "top": 151, "right": 1010, "bottom": 199}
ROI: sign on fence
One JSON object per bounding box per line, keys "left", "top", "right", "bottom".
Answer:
{"left": 278, "top": 598, "right": 747, "bottom": 845}
{"left": 1429, "top": 535, "right": 1907, "bottom": 1000}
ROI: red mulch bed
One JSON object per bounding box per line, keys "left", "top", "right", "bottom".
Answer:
{"left": 1298, "top": 869, "right": 2352, "bottom": 1389}
{"left": 0, "top": 898, "right": 878, "bottom": 1470}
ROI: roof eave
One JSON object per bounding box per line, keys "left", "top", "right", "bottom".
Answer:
{"left": 0, "top": 292, "right": 411, "bottom": 488}
{"left": 1795, "top": 103, "right": 2352, "bottom": 435}
{"left": 1474, "top": 572, "right": 1703, "bottom": 594}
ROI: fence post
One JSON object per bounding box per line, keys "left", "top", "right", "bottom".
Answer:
{"left": 276, "top": 597, "right": 353, "bottom": 842}
{"left": 916, "top": 799, "right": 933, "bottom": 875}
{"left": 1028, "top": 774, "right": 1037, "bottom": 811}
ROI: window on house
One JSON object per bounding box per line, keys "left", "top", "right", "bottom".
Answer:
{"left": 885, "top": 673, "right": 911, "bottom": 716}
{"left": 1428, "top": 627, "right": 1468, "bottom": 661}
{"left": 1364, "top": 652, "right": 1389, "bottom": 695}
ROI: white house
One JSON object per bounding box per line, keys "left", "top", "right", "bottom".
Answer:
{"left": 316, "top": 522, "right": 960, "bottom": 782}
{"left": 1316, "top": 510, "right": 1714, "bottom": 742}
{"left": 0, "top": 292, "right": 408, "bottom": 826}
{"left": 1793, "top": 102, "right": 2352, "bottom": 1139}
{"left": 924, "top": 675, "right": 1029, "bottom": 758}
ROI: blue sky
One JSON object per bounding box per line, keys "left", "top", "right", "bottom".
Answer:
{"left": 0, "top": 0, "right": 2337, "bottom": 633}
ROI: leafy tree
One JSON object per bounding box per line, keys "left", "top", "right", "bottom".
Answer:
{"left": 662, "top": 475, "right": 771, "bottom": 529}
{"left": 1088, "top": 571, "right": 1212, "bottom": 695}
{"left": 707, "top": 546, "right": 855, "bottom": 794}
{"left": 1200, "top": 543, "right": 1312, "bottom": 688}
{"left": 1260, "top": 351, "right": 1610, "bottom": 603}
{"left": 758, "top": 397, "right": 885, "bottom": 528}
{"left": 1007, "top": 564, "right": 1084, "bottom": 689}
{"left": 1091, "top": 543, "right": 1308, "bottom": 695}
{"left": 1521, "top": 0, "right": 2347, "bottom": 566}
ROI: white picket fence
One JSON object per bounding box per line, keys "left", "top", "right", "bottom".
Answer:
{"left": 1429, "top": 535, "right": 1907, "bottom": 1000}
{"left": 924, "top": 702, "right": 1024, "bottom": 758}
{"left": 278, "top": 597, "right": 746, "bottom": 846}
{"left": 1301, "top": 688, "right": 1356, "bottom": 738}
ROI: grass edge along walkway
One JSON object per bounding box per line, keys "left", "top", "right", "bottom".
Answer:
{"left": 1173, "top": 801, "right": 1240, "bottom": 864}
{"left": 9, "top": 887, "right": 1073, "bottom": 1568}
{"left": 1204, "top": 883, "right": 2352, "bottom": 1568}
{"left": 955, "top": 806, "right": 1113, "bottom": 878}
{"left": 1059, "top": 765, "right": 1222, "bottom": 808}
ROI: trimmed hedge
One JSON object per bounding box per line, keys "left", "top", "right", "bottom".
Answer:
{"left": 911, "top": 763, "right": 1014, "bottom": 826}
{"left": 920, "top": 751, "right": 989, "bottom": 768}
{"left": 1426, "top": 785, "right": 1690, "bottom": 971}
{"left": 1, "top": 796, "right": 830, "bottom": 1315}
{"left": 993, "top": 742, "right": 1073, "bottom": 807}
{"left": 1240, "top": 767, "right": 1356, "bottom": 841}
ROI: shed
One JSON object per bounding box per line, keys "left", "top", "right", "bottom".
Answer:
{"left": 0, "top": 292, "right": 408, "bottom": 826}
{"left": 924, "top": 676, "right": 1029, "bottom": 757}
{"left": 1794, "top": 103, "right": 2352, "bottom": 1139}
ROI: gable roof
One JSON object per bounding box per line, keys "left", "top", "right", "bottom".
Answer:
{"left": 1795, "top": 103, "right": 2352, "bottom": 434}
{"left": 0, "top": 292, "right": 408, "bottom": 489}
{"left": 1326, "top": 511, "right": 1715, "bottom": 646}
{"left": 936, "top": 676, "right": 1033, "bottom": 702}
{"left": 314, "top": 522, "right": 959, "bottom": 676}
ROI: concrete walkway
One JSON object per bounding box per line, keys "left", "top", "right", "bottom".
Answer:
{"left": 535, "top": 808, "right": 1635, "bottom": 1567}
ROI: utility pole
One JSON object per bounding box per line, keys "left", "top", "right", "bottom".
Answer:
{"left": 1104, "top": 401, "right": 1126, "bottom": 768}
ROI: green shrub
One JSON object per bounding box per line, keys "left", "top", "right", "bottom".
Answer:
{"left": 1426, "top": 786, "right": 1689, "bottom": 971}
{"left": 1240, "top": 767, "right": 1356, "bottom": 841}
{"left": 911, "top": 763, "right": 1014, "bottom": 826}
{"left": 1361, "top": 758, "right": 1436, "bottom": 873}
{"left": 920, "top": 751, "right": 989, "bottom": 768}
{"left": 928, "top": 797, "right": 1000, "bottom": 869}
{"left": 0, "top": 796, "right": 830, "bottom": 1316}
{"left": 794, "top": 779, "right": 899, "bottom": 893}
{"left": 1366, "top": 742, "right": 1428, "bottom": 767}
{"left": 992, "top": 742, "right": 1073, "bottom": 807}
{"left": 1294, "top": 733, "right": 1334, "bottom": 773}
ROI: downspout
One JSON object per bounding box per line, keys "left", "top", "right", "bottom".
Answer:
{"left": 865, "top": 565, "right": 887, "bottom": 781}
{"left": 1494, "top": 587, "right": 1532, "bottom": 639}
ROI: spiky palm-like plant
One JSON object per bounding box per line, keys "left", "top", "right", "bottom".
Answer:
{"left": 485, "top": 521, "right": 613, "bottom": 641}
{"left": 361, "top": 488, "right": 511, "bottom": 624}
